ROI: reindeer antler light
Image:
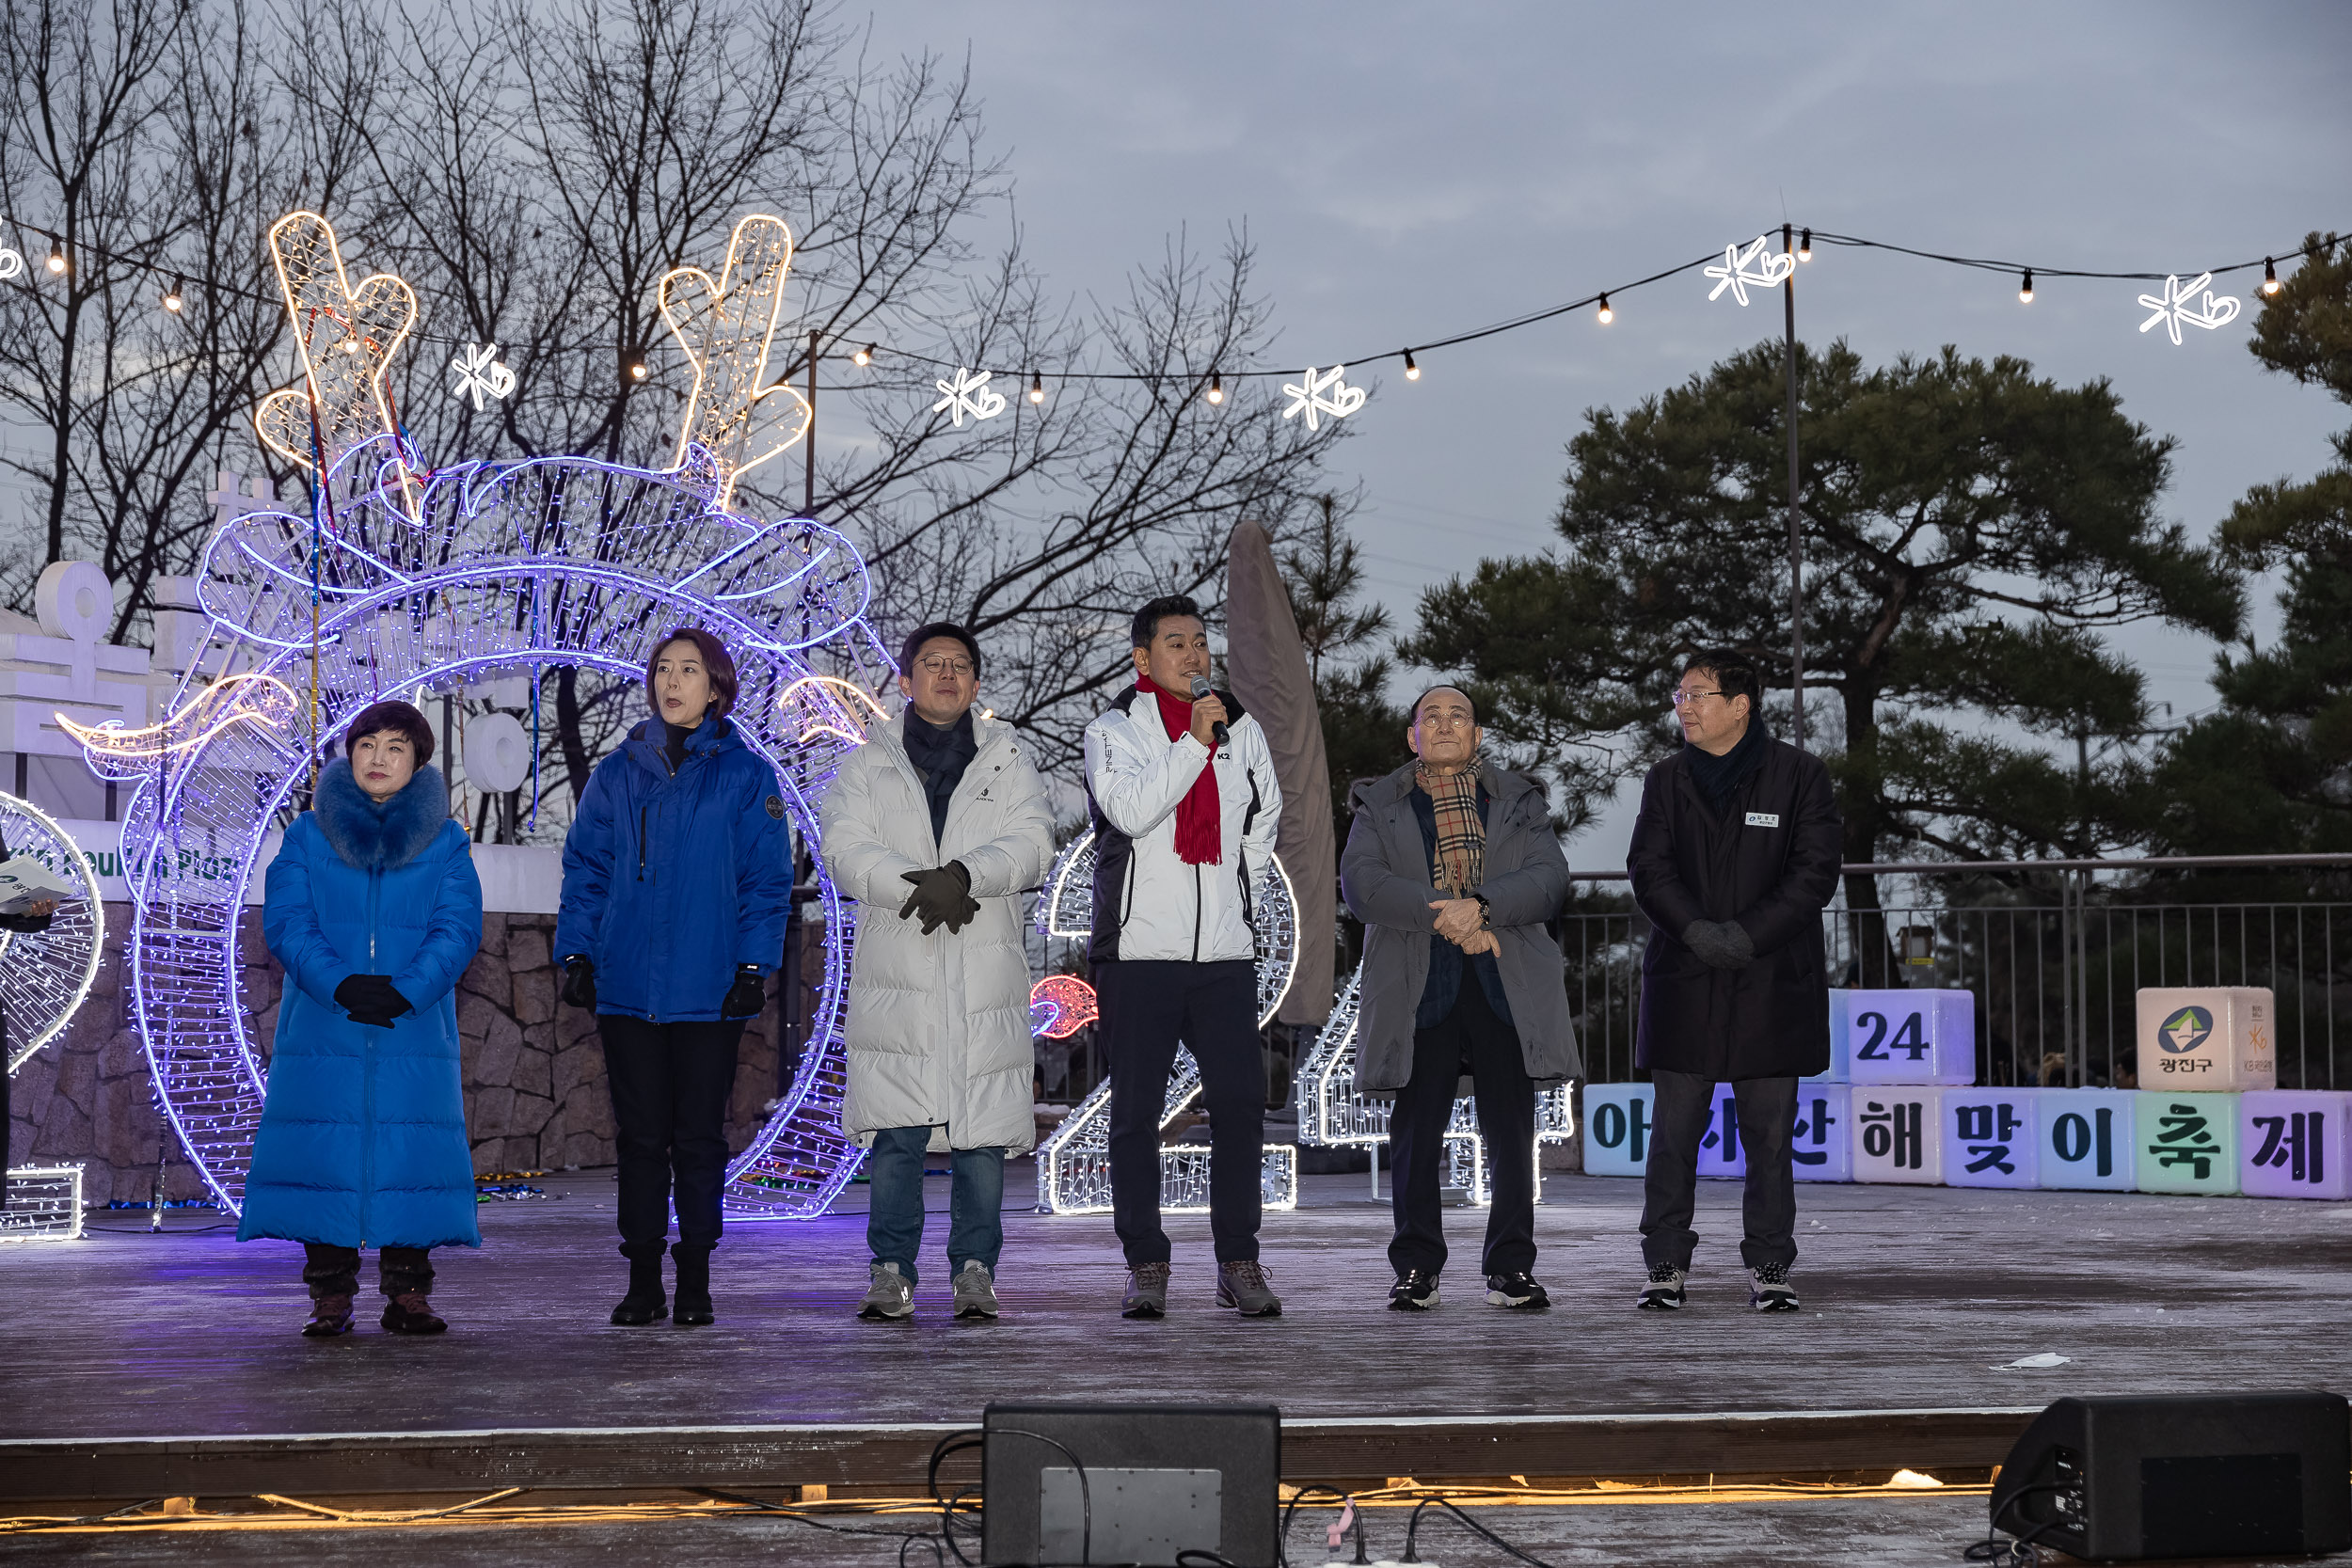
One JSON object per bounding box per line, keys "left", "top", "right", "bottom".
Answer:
{"left": 659, "top": 214, "right": 813, "bottom": 512}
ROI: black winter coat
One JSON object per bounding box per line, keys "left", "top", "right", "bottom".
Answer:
{"left": 1627, "top": 735, "right": 1841, "bottom": 1080}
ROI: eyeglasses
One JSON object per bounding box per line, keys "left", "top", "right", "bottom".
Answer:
{"left": 1670, "top": 689, "right": 1724, "bottom": 707}
{"left": 916, "top": 655, "right": 975, "bottom": 677}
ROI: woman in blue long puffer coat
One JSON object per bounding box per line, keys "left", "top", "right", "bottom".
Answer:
{"left": 241, "top": 699, "right": 484, "bottom": 1338}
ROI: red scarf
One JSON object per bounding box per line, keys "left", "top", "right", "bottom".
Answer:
{"left": 1137, "top": 674, "right": 1222, "bottom": 865}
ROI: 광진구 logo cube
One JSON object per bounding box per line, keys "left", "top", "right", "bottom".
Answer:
{"left": 2134, "top": 987, "right": 2277, "bottom": 1093}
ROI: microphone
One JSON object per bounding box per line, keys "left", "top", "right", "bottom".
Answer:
{"left": 1188, "top": 674, "right": 1229, "bottom": 744}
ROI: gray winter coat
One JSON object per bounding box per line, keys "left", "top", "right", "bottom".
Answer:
{"left": 1339, "top": 760, "right": 1581, "bottom": 1094}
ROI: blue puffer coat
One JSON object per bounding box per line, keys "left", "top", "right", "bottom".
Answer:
{"left": 553, "top": 715, "right": 791, "bottom": 1022}
{"left": 241, "top": 761, "right": 485, "bottom": 1249}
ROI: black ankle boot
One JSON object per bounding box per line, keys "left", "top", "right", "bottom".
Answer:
{"left": 672, "top": 1243, "right": 714, "bottom": 1327}
{"left": 611, "top": 1248, "right": 667, "bottom": 1325}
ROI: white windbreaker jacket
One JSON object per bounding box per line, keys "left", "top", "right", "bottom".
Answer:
{"left": 821, "top": 708, "right": 1056, "bottom": 1151}
{"left": 1080, "top": 685, "right": 1282, "bottom": 965}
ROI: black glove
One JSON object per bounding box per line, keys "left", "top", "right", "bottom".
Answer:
{"left": 560, "top": 957, "right": 596, "bottom": 1010}
{"left": 1682, "top": 919, "right": 1755, "bottom": 971}
{"left": 722, "top": 965, "right": 766, "bottom": 1020}
{"left": 898, "top": 861, "right": 980, "bottom": 935}
{"left": 333, "top": 973, "right": 411, "bottom": 1028}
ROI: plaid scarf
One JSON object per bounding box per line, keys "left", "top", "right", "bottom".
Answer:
{"left": 1416, "top": 757, "right": 1485, "bottom": 895}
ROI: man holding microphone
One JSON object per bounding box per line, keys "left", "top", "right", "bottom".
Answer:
{"left": 1083, "top": 594, "right": 1283, "bottom": 1319}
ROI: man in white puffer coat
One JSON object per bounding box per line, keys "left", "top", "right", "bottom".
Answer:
{"left": 821, "top": 623, "right": 1055, "bottom": 1323}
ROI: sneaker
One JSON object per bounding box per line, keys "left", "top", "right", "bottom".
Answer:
{"left": 1121, "top": 1261, "right": 1171, "bottom": 1319}
{"left": 1215, "top": 1260, "right": 1282, "bottom": 1317}
{"left": 952, "top": 1260, "right": 1000, "bottom": 1321}
{"left": 380, "top": 1291, "right": 447, "bottom": 1334}
{"left": 1388, "top": 1268, "right": 1440, "bottom": 1311}
{"left": 1485, "top": 1271, "right": 1549, "bottom": 1310}
{"left": 1637, "top": 1262, "right": 1687, "bottom": 1311}
{"left": 303, "top": 1294, "right": 355, "bottom": 1338}
{"left": 858, "top": 1261, "right": 914, "bottom": 1322}
{"left": 1749, "top": 1262, "right": 1800, "bottom": 1312}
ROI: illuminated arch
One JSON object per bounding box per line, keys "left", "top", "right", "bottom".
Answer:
{"left": 79, "top": 439, "right": 893, "bottom": 1220}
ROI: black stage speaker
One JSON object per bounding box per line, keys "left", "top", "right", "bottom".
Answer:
{"left": 1991, "top": 1390, "right": 2350, "bottom": 1560}
{"left": 980, "top": 1402, "right": 1279, "bottom": 1567}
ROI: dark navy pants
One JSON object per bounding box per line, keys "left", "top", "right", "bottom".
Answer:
{"left": 1640, "top": 1070, "right": 1798, "bottom": 1271}
{"left": 1096, "top": 958, "right": 1263, "bottom": 1266}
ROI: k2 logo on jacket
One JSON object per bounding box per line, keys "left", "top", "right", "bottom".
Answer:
{"left": 1745, "top": 812, "right": 1781, "bottom": 828}
{"left": 765, "top": 795, "right": 785, "bottom": 820}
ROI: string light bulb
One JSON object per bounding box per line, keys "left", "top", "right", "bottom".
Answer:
{"left": 1596, "top": 293, "right": 1613, "bottom": 325}
{"left": 2017, "top": 269, "right": 2034, "bottom": 305}
{"left": 1798, "top": 228, "right": 1812, "bottom": 261}
{"left": 44, "top": 239, "right": 65, "bottom": 276}
{"left": 626, "top": 355, "right": 649, "bottom": 383}
{"left": 1205, "top": 371, "right": 1224, "bottom": 405}
{"left": 1028, "top": 370, "right": 1044, "bottom": 404}
{"left": 853, "top": 342, "right": 874, "bottom": 367}
{"left": 162, "top": 276, "right": 184, "bottom": 314}
{"left": 339, "top": 334, "right": 361, "bottom": 355}
{"left": 2262, "top": 258, "right": 2281, "bottom": 296}
{"left": 1403, "top": 349, "right": 1420, "bottom": 381}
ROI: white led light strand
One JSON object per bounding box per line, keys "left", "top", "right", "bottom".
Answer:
{"left": 1705, "top": 235, "right": 1794, "bottom": 307}
{"left": 2137, "top": 272, "right": 2241, "bottom": 345}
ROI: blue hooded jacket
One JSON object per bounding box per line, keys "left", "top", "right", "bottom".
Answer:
{"left": 554, "top": 716, "right": 791, "bottom": 1022}
{"left": 241, "top": 761, "right": 485, "bottom": 1249}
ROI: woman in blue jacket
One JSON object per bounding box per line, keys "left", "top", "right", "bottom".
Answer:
{"left": 243, "top": 700, "right": 485, "bottom": 1337}
{"left": 555, "top": 627, "right": 790, "bottom": 1328}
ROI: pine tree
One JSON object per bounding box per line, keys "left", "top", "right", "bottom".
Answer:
{"left": 1279, "top": 496, "right": 1405, "bottom": 839}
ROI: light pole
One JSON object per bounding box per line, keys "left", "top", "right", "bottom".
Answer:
{"left": 1782, "top": 222, "right": 1805, "bottom": 752}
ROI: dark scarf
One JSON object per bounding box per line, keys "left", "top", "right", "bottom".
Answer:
{"left": 903, "top": 708, "right": 978, "bottom": 846}
{"left": 1686, "top": 717, "right": 1768, "bottom": 816}
{"left": 1136, "top": 674, "right": 1222, "bottom": 864}
{"left": 314, "top": 758, "right": 450, "bottom": 871}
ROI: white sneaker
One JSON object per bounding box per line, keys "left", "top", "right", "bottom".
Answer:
{"left": 1749, "top": 1263, "right": 1799, "bottom": 1312}
{"left": 952, "top": 1260, "right": 1000, "bottom": 1320}
{"left": 1637, "top": 1262, "right": 1687, "bottom": 1310}
{"left": 858, "top": 1260, "right": 914, "bottom": 1321}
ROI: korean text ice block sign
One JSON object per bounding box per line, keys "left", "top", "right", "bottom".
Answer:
{"left": 2134, "top": 987, "right": 2277, "bottom": 1091}
{"left": 2239, "top": 1089, "right": 2351, "bottom": 1200}
{"left": 1694, "top": 1084, "right": 1745, "bottom": 1180}
{"left": 1791, "top": 1083, "right": 1851, "bottom": 1182}
{"left": 1582, "top": 1083, "right": 1654, "bottom": 1178}
{"left": 2038, "top": 1088, "right": 2137, "bottom": 1191}
{"left": 1845, "top": 990, "right": 1976, "bottom": 1085}
{"left": 1944, "top": 1087, "right": 2039, "bottom": 1190}
{"left": 1852, "top": 1087, "right": 1945, "bottom": 1184}
{"left": 2135, "top": 1090, "right": 2240, "bottom": 1196}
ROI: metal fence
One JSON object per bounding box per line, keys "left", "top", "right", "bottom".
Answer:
{"left": 1565, "top": 855, "right": 2352, "bottom": 1091}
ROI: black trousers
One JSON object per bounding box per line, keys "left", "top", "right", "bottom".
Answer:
{"left": 599, "top": 1015, "right": 746, "bottom": 1258}
{"left": 1388, "top": 978, "right": 1538, "bottom": 1279}
{"left": 304, "top": 1242, "right": 434, "bottom": 1300}
{"left": 1639, "top": 1069, "right": 1798, "bottom": 1271}
{"left": 1097, "top": 958, "right": 1263, "bottom": 1266}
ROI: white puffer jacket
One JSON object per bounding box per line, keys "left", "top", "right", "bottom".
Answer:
{"left": 821, "top": 708, "right": 1056, "bottom": 1151}
{"left": 1080, "top": 685, "right": 1282, "bottom": 964}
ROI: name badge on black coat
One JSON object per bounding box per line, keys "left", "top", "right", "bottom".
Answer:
{"left": 1745, "top": 812, "right": 1780, "bottom": 828}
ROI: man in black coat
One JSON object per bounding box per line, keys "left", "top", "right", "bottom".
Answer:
{"left": 1626, "top": 649, "right": 1840, "bottom": 1313}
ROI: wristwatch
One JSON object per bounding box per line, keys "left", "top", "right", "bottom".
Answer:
{"left": 1471, "top": 892, "right": 1492, "bottom": 929}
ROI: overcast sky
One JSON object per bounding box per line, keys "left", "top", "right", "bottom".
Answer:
{"left": 863, "top": 0, "right": 2352, "bottom": 854}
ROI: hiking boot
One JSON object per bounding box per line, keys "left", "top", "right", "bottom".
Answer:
{"left": 303, "top": 1294, "right": 355, "bottom": 1338}
{"left": 859, "top": 1261, "right": 914, "bottom": 1322}
{"left": 1216, "top": 1260, "right": 1282, "bottom": 1317}
{"left": 611, "top": 1253, "right": 667, "bottom": 1325}
{"left": 381, "top": 1291, "right": 448, "bottom": 1334}
{"left": 952, "top": 1261, "right": 1000, "bottom": 1321}
{"left": 1388, "top": 1268, "right": 1440, "bottom": 1311}
{"left": 671, "top": 1244, "right": 714, "bottom": 1327}
{"left": 1749, "top": 1262, "right": 1800, "bottom": 1313}
{"left": 1121, "top": 1261, "right": 1171, "bottom": 1319}
{"left": 1485, "top": 1271, "right": 1549, "bottom": 1310}
{"left": 1637, "top": 1262, "right": 1688, "bottom": 1311}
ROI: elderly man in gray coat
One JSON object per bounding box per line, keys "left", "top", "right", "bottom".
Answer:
{"left": 1341, "top": 685, "right": 1580, "bottom": 1312}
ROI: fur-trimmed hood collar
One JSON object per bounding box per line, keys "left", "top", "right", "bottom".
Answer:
{"left": 313, "top": 758, "right": 451, "bottom": 872}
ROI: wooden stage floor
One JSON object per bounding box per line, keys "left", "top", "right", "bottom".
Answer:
{"left": 5, "top": 1168, "right": 2345, "bottom": 1440}
{"left": 3, "top": 1169, "right": 2346, "bottom": 1562}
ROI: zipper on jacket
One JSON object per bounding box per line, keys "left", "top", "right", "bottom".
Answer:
{"left": 1191, "top": 862, "right": 1203, "bottom": 962}
{"left": 638, "top": 806, "right": 648, "bottom": 881}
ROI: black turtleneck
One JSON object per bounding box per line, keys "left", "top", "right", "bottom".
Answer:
{"left": 663, "top": 717, "right": 703, "bottom": 772}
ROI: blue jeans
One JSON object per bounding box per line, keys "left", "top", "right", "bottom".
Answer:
{"left": 865, "top": 1126, "right": 1006, "bottom": 1285}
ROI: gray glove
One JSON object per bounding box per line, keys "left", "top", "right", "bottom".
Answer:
{"left": 1682, "top": 919, "right": 1755, "bottom": 971}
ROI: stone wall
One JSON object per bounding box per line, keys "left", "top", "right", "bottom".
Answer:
{"left": 7, "top": 904, "right": 824, "bottom": 1205}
